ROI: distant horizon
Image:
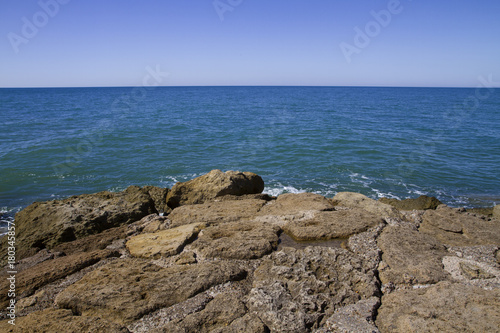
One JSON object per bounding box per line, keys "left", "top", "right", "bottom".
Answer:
{"left": 0, "top": 85, "right": 494, "bottom": 89}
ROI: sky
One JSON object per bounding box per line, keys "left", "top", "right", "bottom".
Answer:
{"left": 1, "top": 0, "right": 499, "bottom": 88}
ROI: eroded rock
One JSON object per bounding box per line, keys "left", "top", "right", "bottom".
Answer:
{"left": 168, "top": 199, "right": 266, "bottom": 228}
{"left": 166, "top": 170, "right": 264, "bottom": 208}
{"left": 332, "top": 192, "right": 401, "bottom": 219}
{"left": 55, "top": 259, "right": 246, "bottom": 325}
{"left": 379, "top": 195, "right": 442, "bottom": 211}
{"left": 420, "top": 205, "right": 500, "bottom": 246}
{"left": 248, "top": 246, "right": 379, "bottom": 332}
{"left": 191, "top": 222, "right": 280, "bottom": 260}
{"left": 126, "top": 223, "right": 205, "bottom": 259}
{"left": 258, "top": 193, "right": 335, "bottom": 216}
{"left": 283, "top": 209, "right": 384, "bottom": 241}
{"left": 0, "top": 308, "right": 129, "bottom": 333}
{"left": 377, "top": 225, "right": 449, "bottom": 285}
{"left": 376, "top": 281, "right": 500, "bottom": 332}
{"left": 1, "top": 186, "right": 156, "bottom": 261}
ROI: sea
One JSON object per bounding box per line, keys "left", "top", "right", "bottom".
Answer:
{"left": 1, "top": 86, "right": 499, "bottom": 231}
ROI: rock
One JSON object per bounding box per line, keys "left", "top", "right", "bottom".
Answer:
{"left": 347, "top": 224, "right": 385, "bottom": 271}
{"left": 420, "top": 205, "right": 500, "bottom": 246}
{"left": 0, "top": 308, "right": 129, "bottom": 333}
{"left": 0, "top": 249, "right": 119, "bottom": 309}
{"left": 168, "top": 199, "right": 267, "bottom": 228}
{"left": 258, "top": 193, "right": 335, "bottom": 216}
{"left": 332, "top": 192, "right": 401, "bottom": 219}
{"left": 166, "top": 170, "right": 264, "bottom": 208}
{"left": 283, "top": 208, "right": 385, "bottom": 241}
{"left": 142, "top": 185, "right": 169, "bottom": 213}
{"left": 441, "top": 256, "right": 500, "bottom": 289}
{"left": 130, "top": 214, "right": 171, "bottom": 234}
{"left": 126, "top": 223, "right": 205, "bottom": 259}
{"left": 248, "top": 247, "right": 379, "bottom": 332}
{"left": 493, "top": 204, "right": 500, "bottom": 219}
{"left": 376, "top": 281, "right": 500, "bottom": 332}
{"left": 191, "top": 222, "right": 281, "bottom": 260}
{"left": 52, "top": 225, "right": 129, "bottom": 255}
{"left": 317, "top": 297, "right": 380, "bottom": 333}
{"left": 1, "top": 186, "right": 156, "bottom": 261}
{"left": 55, "top": 258, "right": 246, "bottom": 325}
{"left": 154, "top": 292, "right": 248, "bottom": 332}
{"left": 377, "top": 225, "right": 449, "bottom": 285}
{"left": 379, "top": 195, "right": 442, "bottom": 211}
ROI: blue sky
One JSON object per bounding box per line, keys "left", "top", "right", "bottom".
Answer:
{"left": 1, "top": 0, "right": 499, "bottom": 87}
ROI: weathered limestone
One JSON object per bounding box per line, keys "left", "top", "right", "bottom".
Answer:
{"left": 0, "top": 308, "right": 129, "bottom": 333}
{"left": 376, "top": 281, "right": 500, "bottom": 333}
{"left": 1, "top": 186, "right": 156, "bottom": 261}
{"left": 379, "top": 195, "right": 442, "bottom": 211}
{"left": 168, "top": 199, "right": 267, "bottom": 227}
{"left": 166, "top": 169, "right": 264, "bottom": 208}
{"left": 332, "top": 192, "right": 401, "bottom": 219}
{"left": 283, "top": 208, "right": 385, "bottom": 241}
{"left": 126, "top": 223, "right": 205, "bottom": 259}
{"left": 377, "top": 225, "right": 449, "bottom": 285}
{"left": 0, "top": 249, "right": 118, "bottom": 309}
{"left": 55, "top": 259, "right": 246, "bottom": 325}
{"left": 420, "top": 205, "right": 500, "bottom": 246}
{"left": 248, "top": 247, "right": 379, "bottom": 332}
{"left": 191, "top": 222, "right": 280, "bottom": 260}
{"left": 258, "top": 192, "right": 335, "bottom": 216}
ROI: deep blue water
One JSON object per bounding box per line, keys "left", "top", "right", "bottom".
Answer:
{"left": 1, "top": 86, "right": 499, "bottom": 228}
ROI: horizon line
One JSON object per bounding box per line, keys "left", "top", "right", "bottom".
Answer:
{"left": 0, "top": 84, "right": 489, "bottom": 89}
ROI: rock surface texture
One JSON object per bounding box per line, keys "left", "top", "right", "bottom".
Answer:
{"left": 1, "top": 170, "right": 499, "bottom": 332}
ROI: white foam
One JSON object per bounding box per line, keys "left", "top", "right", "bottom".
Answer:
{"left": 263, "top": 184, "right": 306, "bottom": 197}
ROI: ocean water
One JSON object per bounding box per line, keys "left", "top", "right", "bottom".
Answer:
{"left": 1, "top": 86, "right": 499, "bottom": 229}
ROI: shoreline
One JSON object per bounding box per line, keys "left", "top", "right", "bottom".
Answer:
{"left": 0, "top": 170, "right": 499, "bottom": 331}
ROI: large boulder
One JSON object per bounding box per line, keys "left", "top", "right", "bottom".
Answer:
{"left": 376, "top": 281, "right": 500, "bottom": 332}
{"left": 55, "top": 259, "right": 246, "bottom": 325}
{"left": 166, "top": 170, "right": 264, "bottom": 208}
{"left": 379, "top": 195, "right": 442, "bottom": 211}
{"left": 1, "top": 186, "right": 156, "bottom": 261}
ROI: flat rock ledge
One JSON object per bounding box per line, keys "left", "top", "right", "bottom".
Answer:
{"left": 1, "top": 170, "right": 499, "bottom": 332}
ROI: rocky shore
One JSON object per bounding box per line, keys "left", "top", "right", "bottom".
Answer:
{"left": 1, "top": 170, "right": 499, "bottom": 332}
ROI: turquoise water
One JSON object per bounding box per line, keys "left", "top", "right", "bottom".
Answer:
{"left": 1, "top": 86, "right": 499, "bottom": 227}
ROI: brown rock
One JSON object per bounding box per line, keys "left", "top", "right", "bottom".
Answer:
{"left": 154, "top": 292, "right": 248, "bottom": 333}
{"left": 332, "top": 192, "right": 401, "bottom": 219}
{"left": 248, "top": 246, "right": 379, "bottom": 332}
{"left": 1, "top": 186, "right": 156, "bottom": 261}
{"left": 0, "top": 308, "right": 129, "bottom": 333}
{"left": 494, "top": 204, "right": 500, "bottom": 219}
{"left": 166, "top": 169, "right": 264, "bottom": 208}
{"left": 377, "top": 225, "right": 449, "bottom": 285}
{"left": 376, "top": 281, "right": 500, "bottom": 332}
{"left": 191, "top": 222, "right": 281, "bottom": 260}
{"left": 169, "top": 199, "right": 266, "bottom": 228}
{"left": 420, "top": 205, "right": 500, "bottom": 246}
{"left": 258, "top": 192, "right": 335, "bottom": 216}
{"left": 126, "top": 223, "right": 205, "bottom": 259}
{"left": 379, "top": 195, "right": 442, "bottom": 211}
{"left": 55, "top": 258, "right": 246, "bottom": 325}
{"left": 0, "top": 249, "right": 118, "bottom": 309}
{"left": 283, "top": 209, "right": 385, "bottom": 241}
{"left": 143, "top": 185, "right": 170, "bottom": 213}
